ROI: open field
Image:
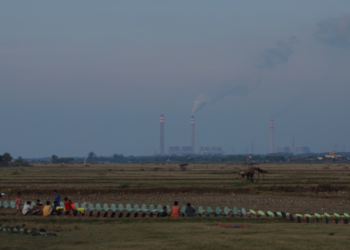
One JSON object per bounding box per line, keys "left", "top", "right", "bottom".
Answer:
{"left": 0, "top": 217, "right": 350, "bottom": 250}
{"left": 1, "top": 163, "right": 350, "bottom": 214}
{"left": 1, "top": 163, "right": 350, "bottom": 249}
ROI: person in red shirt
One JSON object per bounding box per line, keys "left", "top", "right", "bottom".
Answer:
{"left": 15, "top": 192, "right": 22, "bottom": 215}
{"left": 171, "top": 201, "right": 181, "bottom": 217}
{"left": 64, "top": 197, "right": 72, "bottom": 215}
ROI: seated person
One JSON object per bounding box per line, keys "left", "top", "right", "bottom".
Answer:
{"left": 171, "top": 201, "right": 181, "bottom": 217}
{"left": 159, "top": 206, "right": 168, "bottom": 217}
{"left": 51, "top": 201, "right": 59, "bottom": 215}
{"left": 55, "top": 201, "right": 64, "bottom": 215}
{"left": 22, "top": 201, "right": 32, "bottom": 215}
{"left": 43, "top": 201, "right": 52, "bottom": 216}
{"left": 64, "top": 197, "right": 72, "bottom": 215}
{"left": 27, "top": 199, "right": 43, "bottom": 215}
{"left": 70, "top": 200, "right": 75, "bottom": 210}
{"left": 185, "top": 203, "right": 196, "bottom": 217}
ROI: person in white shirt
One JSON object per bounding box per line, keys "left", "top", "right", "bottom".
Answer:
{"left": 22, "top": 201, "right": 32, "bottom": 215}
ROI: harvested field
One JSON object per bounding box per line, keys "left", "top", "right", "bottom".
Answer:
{"left": 1, "top": 163, "right": 350, "bottom": 215}
{"left": 1, "top": 163, "right": 350, "bottom": 249}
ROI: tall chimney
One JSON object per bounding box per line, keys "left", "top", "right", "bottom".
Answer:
{"left": 160, "top": 115, "right": 164, "bottom": 155}
{"left": 270, "top": 120, "right": 274, "bottom": 153}
{"left": 191, "top": 116, "right": 195, "bottom": 153}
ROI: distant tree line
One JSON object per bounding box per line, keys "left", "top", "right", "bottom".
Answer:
{"left": 0, "top": 153, "right": 31, "bottom": 167}
{"left": 51, "top": 155, "right": 74, "bottom": 164}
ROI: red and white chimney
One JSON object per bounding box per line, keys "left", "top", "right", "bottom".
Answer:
{"left": 191, "top": 116, "right": 195, "bottom": 152}
{"left": 270, "top": 120, "right": 274, "bottom": 154}
{"left": 160, "top": 115, "right": 164, "bottom": 155}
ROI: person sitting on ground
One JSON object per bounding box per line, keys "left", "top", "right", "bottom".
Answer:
{"left": 171, "top": 201, "right": 181, "bottom": 217}
{"left": 54, "top": 201, "right": 64, "bottom": 215}
{"left": 64, "top": 197, "right": 72, "bottom": 215}
{"left": 185, "top": 203, "right": 196, "bottom": 217}
{"left": 27, "top": 199, "right": 43, "bottom": 215}
{"left": 50, "top": 201, "right": 59, "bottom": 215}
{"left": 22, "top": 201, "right": 32, "bottom": 216}
{"left": 159, "top": 206, "right": 169, "bottom": 217}
{"left": 15, "top": 192, "right": 23, "bottom": 215}
{"left": 69, "top": 200, "right": 75, "bottom": 209}
{"left": 43, "top": 201, "right": 52, "bottom": 217}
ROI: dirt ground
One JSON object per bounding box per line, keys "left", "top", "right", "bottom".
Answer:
{"left": 1, "top": 163, "right": 350, "bottom": 215}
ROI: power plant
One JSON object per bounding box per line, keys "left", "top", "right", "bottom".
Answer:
{"left": 158, "top": 115, "right": 311, "bottom": 156}
{"left": 160, "top": 115, "right": 225, "bottom": 156}
{"left": 270, "top": 120, "right": 274, "bottom": 154}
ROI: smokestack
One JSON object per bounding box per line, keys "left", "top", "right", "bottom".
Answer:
{"left": 191, "top": 116, "right": 195, "bottom": 152}
{"left": 160, "top": 115, "right": 164, "bottom": 155}
{"left": 270, "top": 120, "right": 274, "bottom": 153}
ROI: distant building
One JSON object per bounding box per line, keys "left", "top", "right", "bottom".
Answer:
{"left": 168, "top": 146, "right": 194, "bottom": 156}
{"left": 199, "top": 146, "right": 225, "bottom": 155}
{"left": 295, "top": 146, "right": 311, "bottom": 154}
{"left": 168, "top": 146, "right": 181, "bottom": 155}
{"left": 277, "top": 146, "right": 290, "bottom": 154}
{"left": 181, "top": 146, "right": 195, "bottom": 155}
{"left": 325, "top": 151, "right": 341, "bottom": 159}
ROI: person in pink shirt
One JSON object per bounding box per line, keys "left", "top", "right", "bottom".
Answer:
{"left": 15, "top": 192, "right": 22, "bottom": 215}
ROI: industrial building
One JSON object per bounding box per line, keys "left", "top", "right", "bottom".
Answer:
{"left": 277, "top": 146, "right": 291, "bottom": 154}
{"left": 168, "top": 146, "right": 195, "bottom": 156}
{"left": 295, "top": 146, "right": 311, "bottom": 154}
{"left": 325, "top": 151, "right": 341, "bottom": 159}
{"left": 199, "top": 146, "right": 225, "bottom": 155}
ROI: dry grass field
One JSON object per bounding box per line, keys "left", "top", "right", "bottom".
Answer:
{"left": 1, "top": 162, "right": 350, "bottom": 249}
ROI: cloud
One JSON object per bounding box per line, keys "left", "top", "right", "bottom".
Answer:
{"left": 257, "top": 36, "right": 298, "bottom": 69}
{"left": 315, "top": 14, "right": 350, "bottom": 49}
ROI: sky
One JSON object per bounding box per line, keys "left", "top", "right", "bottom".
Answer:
{"left": 1, "top": 0, "right": 350, "bottom": 157}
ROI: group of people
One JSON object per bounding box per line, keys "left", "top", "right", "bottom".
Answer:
{"left": 159, "top": 201, "right": 196, "bottom": 217}
{"left": 14, "top": 190, "right": 77, "bottom": 216}
{"left": 9, "top": 191, "right": 196, "bottom": 217}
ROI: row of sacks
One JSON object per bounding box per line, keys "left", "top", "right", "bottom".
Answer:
{"left": 2, "top": 200, "right": 350, "bottom": 218}
{"left": 0, "top": 224, "right": 57, "bottom": 236}
{"left": 1, "top": 201, "right": 248, "bottom": 215}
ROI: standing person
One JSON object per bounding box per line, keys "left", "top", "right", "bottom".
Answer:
{"left": 170, "top": 201, "right": 181, "bottom": 217}
{"left": 43, "top": 201, "right": 52, "bottom": 216}
{"left": 22, "top": 201, "right": 32, "bottom": 215}
{"left": 15, "top": 192, "right": 22, "bottom": 215}
{"left": 185, "top": 203, "right": 196, "bottom": 217}
{"left": 54, "top": 190, "right": 61, "bottom": 205}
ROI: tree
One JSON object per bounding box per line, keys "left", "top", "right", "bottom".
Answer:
{"left": 2, "top": 153, "right": 13, "bottom": 164}
{"left": 113, "top": 154, "right": 125, "bottom": 162}
{"left": 15, "top": 156, "right": 24, "bottom": 164}
{"left": 87, "top": 152, "right": 96, "bottom": 162}
{"left": 51, "top": 155, "right": 58, "bottom": 163}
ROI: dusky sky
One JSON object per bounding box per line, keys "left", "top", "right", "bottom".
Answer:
{"left": 1, "top": 1, "right": 350, "bottom": 157}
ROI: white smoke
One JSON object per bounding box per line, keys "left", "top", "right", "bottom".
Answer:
{"left": 191, "top": 94, "right": 213, "bottom": 114}
{"left": 191, "top": 35, "right": 297, "bottom": 115}
{"left": 191, "top": 79, "right": 260, "bottom": 115}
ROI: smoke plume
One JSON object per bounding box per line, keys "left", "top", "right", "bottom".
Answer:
{"left": 191, "top": 36, "right": 297, "bottom": 114}
{"left": 315, "top": 14, "right": 350, "bottom": 49}
{"left": 192, "top": 78, "right": 260, "bottom": 115}
{"left": 257, "top": 36, "right": 298, "bottom": 69}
